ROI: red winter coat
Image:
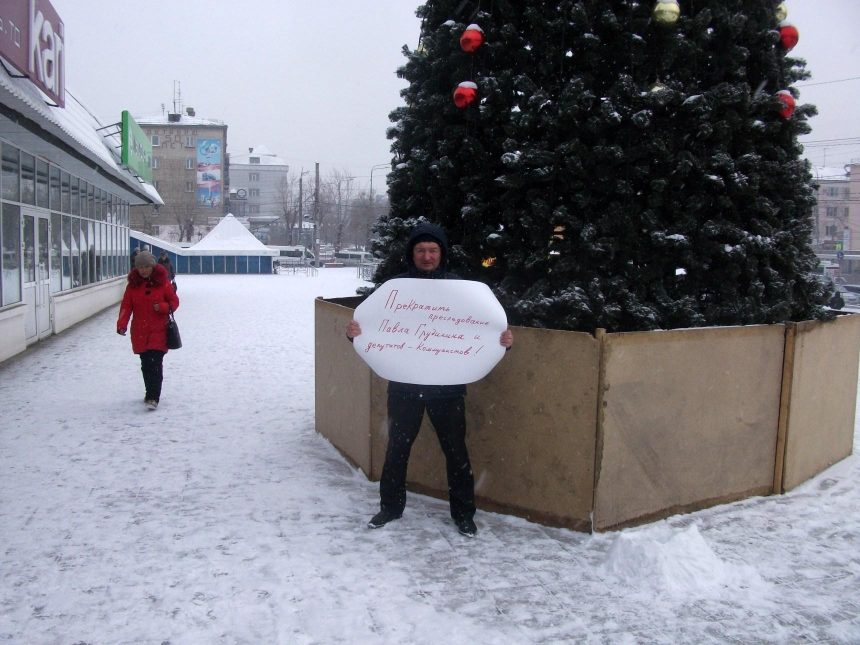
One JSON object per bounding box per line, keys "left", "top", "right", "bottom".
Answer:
{"left": 117, "top": 263, "right": 180, "bottom": 354}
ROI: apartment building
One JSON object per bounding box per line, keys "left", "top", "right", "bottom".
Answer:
{"left": 227, "top": 145, "right": 290, "bottom": 243}
{"left": 130, "top": 109, "right": 228, "bottom": 244}
{"left": 813, "top": 163, "right": 860, "bottom": 278}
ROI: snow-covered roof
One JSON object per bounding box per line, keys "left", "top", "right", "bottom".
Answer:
{"left": 812, "top": 166, "right": 850, "bottom": 181}
{"left": 0, "top": 64, "right": 162, "bottom": 205}
{"left": 230, "top": 145, "right": 289, "bottom": 166}
{"left": 190, "top": 214, "right": 277, "bottom": 254}
{"left": 135, "top": 113, "right": 225, "bottom": 127}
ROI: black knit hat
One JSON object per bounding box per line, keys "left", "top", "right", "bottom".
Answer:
{"left": 405, "top": 223, "right": 449, "bottom": 268}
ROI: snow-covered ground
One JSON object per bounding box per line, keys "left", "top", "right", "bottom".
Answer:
{"left": 1, "top": 269, "right": 858, "bottom": 644}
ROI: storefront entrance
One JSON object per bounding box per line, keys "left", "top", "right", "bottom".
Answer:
{"left": 22, "top": 209, "right": 52, "bottom": 344}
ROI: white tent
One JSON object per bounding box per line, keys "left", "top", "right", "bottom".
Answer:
{"left": 190, "top": 214, "right": 275, "bottom": 254}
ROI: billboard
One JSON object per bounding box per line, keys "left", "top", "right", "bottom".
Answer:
{"left": 120, "top": 111, "right": 152, "bottom": 183}
{"left": 196, "top": 138, "right": 222, "bottom": 208}
{"left": 0, "top": 0, "right": 65, "bottom": 108}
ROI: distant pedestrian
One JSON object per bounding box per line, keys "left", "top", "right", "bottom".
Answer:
{"left": 130, "top": 245, "right": 140, "bottom": 269}
{"left": 117, "top": 251, "right": 179, "bottom": 411}
{"left": 158, "top": 251, "right": 177, "bottom": 292}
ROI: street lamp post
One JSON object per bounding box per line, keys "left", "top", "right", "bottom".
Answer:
{"left": 368, "top": 163, "right": 389, "bottom": 247}
{"left": 297, "top": 169, "right": 310, "bottom": 246}
{"left": 369, "top": 163, "right": 389, "bottom": 202}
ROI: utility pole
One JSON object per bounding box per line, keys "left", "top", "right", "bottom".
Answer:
{"left": 297, "top": 172, "right": 303, "bottom": 247}
{"left": 314, "top": 162, "right": 320, "bottom": 266}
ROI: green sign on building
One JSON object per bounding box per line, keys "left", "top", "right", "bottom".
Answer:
{"left": 121, "top": 110, "right": 152, "bottom": 184}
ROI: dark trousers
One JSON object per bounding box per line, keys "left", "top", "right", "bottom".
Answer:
{"left": 139, "top": 350, "right": 165, "bottom": 401}
{"left": 380, "top": 392, "right": 475, "bottom": 521}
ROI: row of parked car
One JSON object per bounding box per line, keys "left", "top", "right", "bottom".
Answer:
{"left": 271, "top": 246, "right": 375, "bottom": 268}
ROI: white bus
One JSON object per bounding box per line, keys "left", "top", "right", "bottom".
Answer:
{"left": 333, "top": 250, "right": 373, "bottom": 265}
{"left": 269, "top": 245, "right": 316, "bottom": 265}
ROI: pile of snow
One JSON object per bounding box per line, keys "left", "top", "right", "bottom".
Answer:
{"left": 602, "top": 521, "right": 769, "bottom": 601}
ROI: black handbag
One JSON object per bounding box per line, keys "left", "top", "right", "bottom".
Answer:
{"left": 166, "top": 308, "right": 182, "bottom": 350}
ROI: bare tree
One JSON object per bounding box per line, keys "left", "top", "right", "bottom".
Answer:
{"left": 129, "top": 204, "right": 161, "bottom": 236}
{"left": 320, "top": 168, "right": 355, "bottom": 251}
{"left": 167, "top": 201, "right": 197, "bottom": 243}
{"left": 346, "top": 191, "right": 385, "bottom": 249}
{"left": 273, "top": 174, "right": 299, "bottom": 245}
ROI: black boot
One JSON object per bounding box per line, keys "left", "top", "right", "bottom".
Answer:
{"left": 367, "top": 510, "right": 402, "bottom": 529}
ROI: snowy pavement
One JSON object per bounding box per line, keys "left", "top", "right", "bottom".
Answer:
{"left": 1, "top": 270, "right": 859, "bottom": 644}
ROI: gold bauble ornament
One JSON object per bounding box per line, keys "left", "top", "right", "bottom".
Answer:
{"left": 653, "top": 0, "right": 681, "bottom": 25}
{"left": 776, "top": 3, "right": 788, "bottom": 23}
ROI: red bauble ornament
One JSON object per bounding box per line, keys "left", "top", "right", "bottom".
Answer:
{"left": 779, "top": 21, "right": 799, "bottom": 51}
{"left": 453, "top": 81, "right": 478, "bottom": 108}
{"left": 777, "top": 90, "right": 795, "bottom": 119}
{"left": 460, "top": 23, "right": 484, "bottom": 53}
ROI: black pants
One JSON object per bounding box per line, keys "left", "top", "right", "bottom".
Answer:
{"left": 380, "top": 392, "right": 475, "bottom": 521}
{"left": 139, "top": 350, "right": 165, "bottom": 401}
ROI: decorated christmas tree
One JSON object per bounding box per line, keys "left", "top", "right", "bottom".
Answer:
{"left": 371, "top": 0, "right": 831, "bottom": 332}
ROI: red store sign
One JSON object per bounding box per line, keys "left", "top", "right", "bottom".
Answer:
{"left": 0, "top": 0, "right": 65, "bottom": 108}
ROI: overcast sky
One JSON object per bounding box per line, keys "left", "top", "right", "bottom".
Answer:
{"left": 55, "top": 1, "right": 860, "bottom": 192}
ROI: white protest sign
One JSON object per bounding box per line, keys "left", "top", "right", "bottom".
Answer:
{"left": 352, "top": 278, "right": 508, "bottom": 385}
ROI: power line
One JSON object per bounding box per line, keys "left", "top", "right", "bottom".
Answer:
{"left": 797, "top": 76, "right": 860, "bottom": 88}
{"left": 801, "top": 136, "right": 860, "bottom": 144}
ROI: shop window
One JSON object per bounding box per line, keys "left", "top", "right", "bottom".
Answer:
{"left": 1, "top": 144, "right": 20, "bottom": 202}
{"left": 49, "top": 166, "right": 60, "bottom": 210}
{"left": 96, "top": 222, "right": 105, "bottom": 281}
{"left": 1, "top": 203, "right": 22, "bottom": 304}
{"left": 62, "top": 214, "right": 72, "bottom": 289}
{"left": 51, "top": 212, "right": 62, "bottom": 292}
{"left": 20, "top": 152, "right": 35, "bottom": 205}
{"left": 70, "top": 176, "right": 80, "bottom": 216}
{"left": 91, "top": 188, "right": 99, "bottom": 220}
{"left": 79, "top": 180, "right": 89, "bottom": 218}
{"left": 36, "top": 159, "right": 49, "bottom": 208}
{"left": 70, "top": 217, "right": 81, "bottom": 287}
{"left": 60, "top": 171, "right": 70, "bottom": 213}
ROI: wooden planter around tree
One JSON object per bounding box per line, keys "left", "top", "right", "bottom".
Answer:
{"left": 315, "top": 296, "right": 860, "bottom": 532}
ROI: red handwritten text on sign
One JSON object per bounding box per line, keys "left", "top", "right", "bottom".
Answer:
{"left": 352, "top": 279, "right": 508, "bottom": 385}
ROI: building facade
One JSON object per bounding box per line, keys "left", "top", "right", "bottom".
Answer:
{"left": 0, "top": 0, "right": 161, "bottom": 363}
{"left": 227, "top": 145, "right": 290, "bottom": 243}
{"left": 130, "top": 110, "right": 228, "bottom": 244}
{"left": 813, "top": 163, "right": 860, "bottom": 279}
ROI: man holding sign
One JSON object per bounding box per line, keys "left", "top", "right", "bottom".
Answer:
{"left": 346, "top": 223, "right": 513, "bottom": 538}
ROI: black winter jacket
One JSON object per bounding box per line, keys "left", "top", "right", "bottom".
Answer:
{"left": 387, "top": 223, "right": 466, "bottom": 398}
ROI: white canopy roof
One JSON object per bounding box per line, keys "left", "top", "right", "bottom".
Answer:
{"left": 190, "top": 214, "right": 277, "bottom": 254}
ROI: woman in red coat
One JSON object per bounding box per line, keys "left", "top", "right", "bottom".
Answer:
{"left": 117, "top": 251, "right": 180, "bottom": 410}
